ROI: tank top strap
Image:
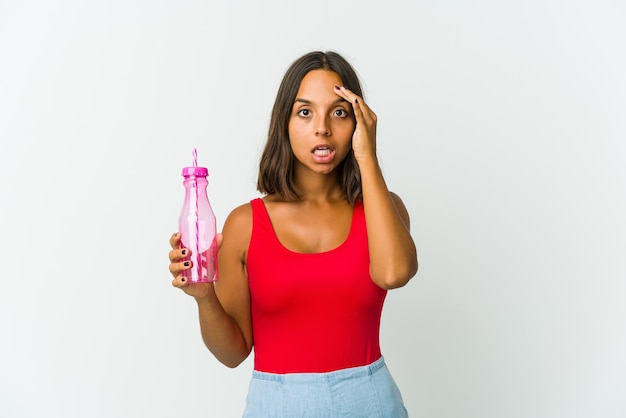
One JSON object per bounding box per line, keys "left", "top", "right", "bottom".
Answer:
{"left": 250, "top": 197, "right": 265, "bottom": 214}
{"left": 250, "top": 197, "right": 266, "bottom": 220}
{"left": 249, "top": 197, "right": 274, "bottom": 239}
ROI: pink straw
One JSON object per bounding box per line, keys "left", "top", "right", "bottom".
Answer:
{"left": 193, "top": 148, "right": 199, "bottom": 277}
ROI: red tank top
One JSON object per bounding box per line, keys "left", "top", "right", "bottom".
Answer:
{"left": 246, "top": 198, "right": 387, "bottom": 373}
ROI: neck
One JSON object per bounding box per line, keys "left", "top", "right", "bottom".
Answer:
{"left": 293, "top": 171, "right": 344, "bottom": 203}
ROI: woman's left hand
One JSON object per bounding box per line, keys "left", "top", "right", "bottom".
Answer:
{"left": 334, "top": 86, "right": 377, "bottom": 162}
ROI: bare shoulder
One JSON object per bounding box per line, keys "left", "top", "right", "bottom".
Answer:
{"left": 223, "top": 201, "right": 253, "bottom": 231}
{"left": 221, "top": 201, "right": 254, "bottom": 259}
{"left": 389, "top": 191, "right": 411, "bottom": 228}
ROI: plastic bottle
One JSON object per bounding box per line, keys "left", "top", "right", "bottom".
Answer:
{"left": 178, "top": 160, "right": 217, "bottom": 283}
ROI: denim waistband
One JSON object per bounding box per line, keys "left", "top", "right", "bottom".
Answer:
{"left": 251, "top": 356, "right": 386, "bottom": 383}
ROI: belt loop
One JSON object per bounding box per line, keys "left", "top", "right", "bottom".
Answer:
{"left": 368, "top": 357, "right": 385, "bottom": 375}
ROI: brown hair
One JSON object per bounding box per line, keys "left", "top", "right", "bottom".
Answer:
{"left": 256, "top": 51, "right": 364, "bottom": 204}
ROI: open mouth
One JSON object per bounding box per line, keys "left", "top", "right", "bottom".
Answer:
{"left": 312, "top": 145, "right": 334, "bottom": 156}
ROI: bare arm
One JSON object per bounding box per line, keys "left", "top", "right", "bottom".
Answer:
{"left": 360, "top": 160, "right": 418, "bottom": 289}
{"left": 334, "top": 86, "right": 418, "bottom": 289}
{"left": 169, "top": 203, "right": 253, "bottom": 367}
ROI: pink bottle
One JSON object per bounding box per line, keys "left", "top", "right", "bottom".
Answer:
{"left": 179, "top": 150, "right": 217, "bottom": 282}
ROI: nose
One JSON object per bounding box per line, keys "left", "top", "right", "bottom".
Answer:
{"left": 315, "top": 115, "right": 331, "bottom": 136}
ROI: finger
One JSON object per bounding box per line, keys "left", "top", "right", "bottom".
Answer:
{"left": 171, "top": 274, "right": 188, "bottom": 288}
{"left": 169, "top": 232, "right": 181, "bottom": 249}
{"left": 333, "top": 85, "right": 359, "bottom": 104}
{"left": 353, "top": 96, "right": 376, "bottom": 125}
{"left": 348, "top": 97, "right": 373, "bottom": 135}
{"left": 169, "top": 247, "right": 191, "bottom": 263}
{"left": 169, "top": 259, "right": 192, "bottom": 276}
{"left": 353, "top": 97, "right": 366, "bottom": 125}
{"left": 334, "top": 86, "right": 369, "bottom": 110}
{"left": 334, "top": 86, "right": 374, "bottom": 124}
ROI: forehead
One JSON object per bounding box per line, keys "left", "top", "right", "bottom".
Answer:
{"left": 296, "top": 69, "right": 343, "bottom": 96}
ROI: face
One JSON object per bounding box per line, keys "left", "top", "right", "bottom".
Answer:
{"left": 288, "top": 69, "right": 355, "bottom": 176}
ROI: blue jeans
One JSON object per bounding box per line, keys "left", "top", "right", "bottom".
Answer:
{"left": 243, "top": 357, "right": 408, "bottom": 417}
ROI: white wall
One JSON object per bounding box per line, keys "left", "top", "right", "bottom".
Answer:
{"left": 1, "top": 1, "right": 625, "bottom": 417}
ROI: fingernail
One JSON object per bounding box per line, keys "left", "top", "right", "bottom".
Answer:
{"left": 334, "top": 85, "right": 341, "bottom": 90}
{"left": 355, "top": 98, "right": 359, "bottom": 104}
{"left": 181, "top": 277, "right": 186, "bottom": 282}
{"left": 181, "top": 249, "right": 187, "bottom": 256}
{"left": 183, "top": 261, "right": 190, "bottom": 267}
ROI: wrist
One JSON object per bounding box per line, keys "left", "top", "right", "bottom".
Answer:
{"left": 192, "top": 285, "right": 218, "bottom": 305}
{"left": 356, "top": 153, "right": 380, "bottom": 172}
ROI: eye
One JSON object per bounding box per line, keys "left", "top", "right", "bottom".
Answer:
{"left": 297, "top": 108, "right": 311, "bottom": 117}
{"left": 333, "top": 108, "right": 349, "bottom": 118}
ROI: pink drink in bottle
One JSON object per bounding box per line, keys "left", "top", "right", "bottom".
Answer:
{"left": 179, "top": 148, "right": 217, "bottom": 282}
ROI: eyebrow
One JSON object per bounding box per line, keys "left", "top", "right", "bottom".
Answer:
{"left": 294, "top": 97, "right": 348, "bottom": 105}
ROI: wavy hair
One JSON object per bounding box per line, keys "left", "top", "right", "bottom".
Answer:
{"left": 256, "top": 51, "right": 364, "bottom": 204}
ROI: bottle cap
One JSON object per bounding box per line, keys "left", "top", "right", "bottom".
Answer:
{"left": 182, "top": 166, "right": 209, "bottom": 177}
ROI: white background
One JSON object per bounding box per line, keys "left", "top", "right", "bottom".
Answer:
{"left": 1, "top": 1, "right": 625, "bottom": 417}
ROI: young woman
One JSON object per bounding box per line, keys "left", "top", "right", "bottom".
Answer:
{"left": 168, "top": 51, "right": 418, "bottom": 417}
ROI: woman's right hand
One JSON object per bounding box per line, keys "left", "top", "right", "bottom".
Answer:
{"left": 168, "top": 205, "right": 254, "bottom": 367}
{"left": 168, "top": 232, "right": 222, "bottom": 300}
